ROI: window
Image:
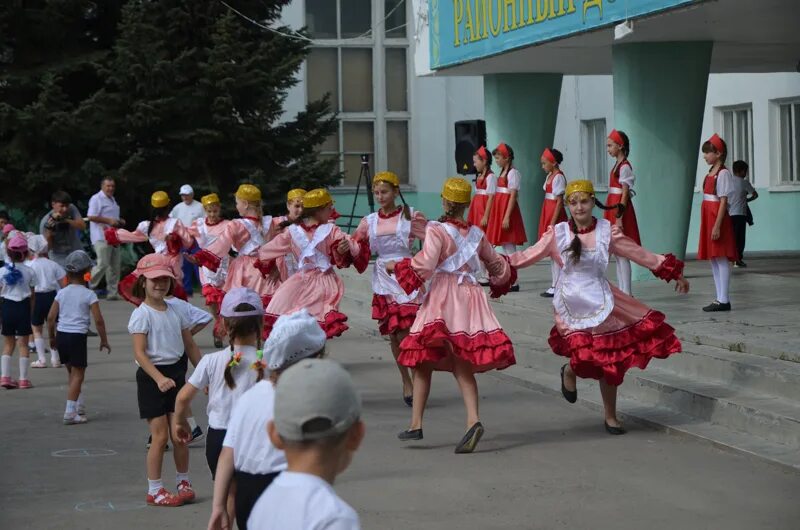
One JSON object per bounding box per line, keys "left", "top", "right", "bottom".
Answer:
{"left": 305, "top": 0, "right": 411, "bottom": 186}
{"left": 581, "top": 119, "right": 608, "bottom": 188}
{"left": 720, "top": 106, "right": 754, "bottom": 178}
{"left": 777, "top": 100, "right": 800, "bottom": 183}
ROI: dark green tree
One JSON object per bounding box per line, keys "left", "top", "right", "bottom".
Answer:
{"left": 83, "top": 0, "right": 338, "bottom": 216}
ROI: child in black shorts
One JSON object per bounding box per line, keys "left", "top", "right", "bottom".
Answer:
{"left": 1, "top": 235, "right": 36, "bottom": 390}
{"left": 28, "top": 235, "right": 66, "bottom": 368}
{"left": 47, "top": 250, "right": 110, "bottom": 424}
{"left": 127, "top": 253, "right": 202, "bottom": 508}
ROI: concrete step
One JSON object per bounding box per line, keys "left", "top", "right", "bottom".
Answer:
{"left": 677, "top": 323, "right": 800, "bottom": 364}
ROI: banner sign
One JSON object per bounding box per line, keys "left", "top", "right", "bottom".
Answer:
{"left": 430, "top": 0, "right": 702, "bottom": 69}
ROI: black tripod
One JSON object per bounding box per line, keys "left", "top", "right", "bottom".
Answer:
{"left": 346, "top": 154, "right": 375, "bottom": 231}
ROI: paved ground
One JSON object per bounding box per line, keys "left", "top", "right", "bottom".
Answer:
{"left": 2, "top": 264, "right": 800, "bottom": 529}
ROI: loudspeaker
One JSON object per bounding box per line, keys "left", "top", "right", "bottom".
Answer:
{"left": 454, "top": 120, "right": 486, "bottom": 175}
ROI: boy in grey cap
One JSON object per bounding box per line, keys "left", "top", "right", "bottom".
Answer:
{"left": 247, "top": 359, "right": 364, "bottom": 530}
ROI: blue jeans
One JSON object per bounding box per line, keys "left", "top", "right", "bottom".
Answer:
{"left": 182, "top": 244, "right": 199, "bottom": 295}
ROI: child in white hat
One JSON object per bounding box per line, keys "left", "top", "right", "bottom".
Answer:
{"left": 27, "top": 235, "right": 65, "bottom": 368}
{"left": 208, "top": 309, "right": 327, "bottom": 530}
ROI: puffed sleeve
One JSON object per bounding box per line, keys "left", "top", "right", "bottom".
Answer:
{"left": 508, "top": 227, "right": 559, "bottom": 269}
{"left": 477, "top": 238, "right": 516, "bottom": 298}
{"left": 187, "top": 219, "right": 200, "bottom": 239}
{"left": 619, "top": 164, "right": 635, "bottom": 189}
{"left": 255, "top": 229, "right": 294, "bottom": 263}
{"left": 170, "top": 219, "right": 194, "bottom": 250}
{"left": 351, "top": 217, "right": 371, "bottom": 273}
{"left": 486, "top": 173, "right": 497, "bottom": 194}
{"left": 552, "top": 173, "right": 567, "bottom": 196}
{"left": 113, "top": 221, "right": 149, "bottom": 244}
{"left": 410, "top": 210, "right": 428, "bottom": 241}
{"left": 716, "top": 169, "right": 735, "bottom": 199}
{"left": 195, "top": 221, "right": 248, "bottom": 272}
{"left": 329, "top": 225, "right": 355, "bottom": 269}
{"left": 394, "top": 224, "right": 445, "bottom": 294}
{"left": 609, "top": 226, "right": 684, "bottom": 282}
{"left": 507, "top": 168, "right": 521, "bottom": 191}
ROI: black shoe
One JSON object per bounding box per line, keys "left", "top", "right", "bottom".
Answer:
{"left": 604, "top": 422, "right": 627, "bottom": 435}
{"left": 540, "top": 290, "right": 554, "bottom": 298}
{"left": 398, "top": 428, "right": 423, "bottom": 441}
{"left": 454, "top": 422, "right": 484, "bottom": 454}
{"left": 479, "top": 280, "right": 490, "bottom": 287}
{"left": 509, "top": 284, "right": 520, "bottom": 292}
{"left": 560, "top": 364, "right": 577, "bottom": 404}
{"left": 403, "top": 395, "right": 413, "bottom": 407}
{"left": 735, "top": 260, "right": 747, "bottom": 268}
{"left": 188, "top": 426, "right": 206, "bottom": 446}
{"left": 702, "top": 301, "right": 731, "bottom": 312}
{"left": 146, "top": 435, "right": 169, "bottom": 451}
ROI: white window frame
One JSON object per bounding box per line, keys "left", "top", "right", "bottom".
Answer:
{"left": 771, "top": 97, "right": 800, "bottom": 189}
{"left": 716, "top": 104, "right": 754, "bottom": 180}
{"left": 304, "top": 0, "right": 412, "bottom": 189}
{"left": 580, "top": 118, "right": 609, "bottom": 190}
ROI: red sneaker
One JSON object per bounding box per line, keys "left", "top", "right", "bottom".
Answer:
{"left": 1, "top": 376, "right": 18, "bottom": 389}
{"left": 146, "top": 488, "right": 184, "bottom": 507}
{"left": 18, "top": 379, "right": 33, "bottom": 389}
{"left": 176, "top": 480, "right": 195, "bottom": 503}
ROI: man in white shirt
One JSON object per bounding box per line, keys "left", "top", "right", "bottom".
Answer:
{"left": 86, "top": 177, "right": 125, "bottom": 300}
{"left": 169, "top": 185, "right": 205, "bottom": 296}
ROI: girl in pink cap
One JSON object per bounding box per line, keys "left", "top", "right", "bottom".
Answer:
{"left": 1, "top": 235, "right": 36, "bottom": 389}
{"left": 127, "top": 253, "right": 202, "bottom": 507}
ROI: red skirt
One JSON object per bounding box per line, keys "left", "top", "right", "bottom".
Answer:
{"left": 485, "top": 193, "right": 527, "bottom": 246}
{"left": 697, "top": 200, "right": 737, "bottom": 260}
{"left": 467, "top": 194, "right": 489, "bottom": 228}
{"left": 604, "top": 195, "right": 641, "bottom": 245}
{"left": 371, "top": 294, "right": 419, "bottom": 336}
{"left": 538, "top": 198, "right": 567, "bottom": 240}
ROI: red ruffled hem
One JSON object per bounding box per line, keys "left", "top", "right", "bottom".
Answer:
{"left": 489, "top": 255, "right": 517, "bottom": 299}
{"left": 194, "top": 249, "right": 221, "bottom": 272}
{"left": 371, "top": 294, "right": 419, "bottom": 335}
{"left": 652, "top": 253, "right": 684, "bottom": 282}
{"left": 119, "top": 272, "right": 188, "bottom": 307}
{"left": 104, "top": 227, "right": 121, "bottom": 246}
{"left": 263, "top": 309, "right": 348, "bottom": 340}
{"left": 202, "top": 284, "right": 225, "bottom": 306}
{"left": 352, "top": 238, "right": 371, "bottom": 274}
{"left": 398, "top": 319, "right": 515, "bottom": 373}
{"left": 548, "top": 310, "right": 681, "bottom": 386}
{"left": 394, "top": 258, "right": 423, "bottom": 295}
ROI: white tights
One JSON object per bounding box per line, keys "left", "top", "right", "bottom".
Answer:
{"left": 710, "top": 257, "right": 731, "bottom": 303}
{"left": 550, "top": 260, "right": 560, "bottom": 289}
{"left": 616, "top": 257, "right": 632, "bottom": 296}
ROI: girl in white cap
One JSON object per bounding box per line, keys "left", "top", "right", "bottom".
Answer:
{"left": 46, "top": 250, "right": 110, "bottom": 424}
{"left": 27, "top": 234, "right": 65, "bottom": 368}
{"left": 208, "top": 309, "right": 326, "bottom": 530}
{"left": 171, "top": 287, "right": 266, "bottom": 516}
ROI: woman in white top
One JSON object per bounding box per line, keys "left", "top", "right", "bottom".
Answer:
{"left": 208, "top": 309, "right": 326, "bottom": 530}
{"left": 172, "top": 288, "right": 266, "bottom": 520}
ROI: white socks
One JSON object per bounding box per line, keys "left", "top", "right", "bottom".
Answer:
{"left": 502, "top": 243, "right": 516, "bottom": 255}
{"left": 148, "top": 479, "right": 164, "bottom": 495}
{"left": 51, "top": 349, "right": 59, "bottom": 365}
{"left": 550, "top": 260, "right": 560, "bottom": 289}
{"left": 616, "top": 257, "right": 632, "bottom": 296}
{"left": 710, "top": 257, "right": 731, "bottom": 303}
{"left": 187, "top": 417, "right": 197, "bottom": 431}
{"left": 34, "top": 338, "right": 47, "bottom": 363}
{"left": 19, "top": 357, "right": 29, "bottom": 381}
{"left": 65, "top": 400, "right": 77, "bottom": 415}
{"left": 1, "top": 355, "right": 10, "bottom": 378}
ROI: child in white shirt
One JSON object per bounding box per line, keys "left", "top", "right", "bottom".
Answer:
{"left": 247, "top": 358, "right": 364, "bottom": 530}
{"left": 28, "top": 235, "right": 66, "bottom": 368}
{"left": 1, "top": 235, "right": 36, "bottom": 389}
{"left": 208, "top": 309, "right": 326, "bottom": 530}
{"left": 127, "top": 253, "right": 202, "bottom": 508}
{"left": 46, "top": 250, "right": 110, "bottom": 424}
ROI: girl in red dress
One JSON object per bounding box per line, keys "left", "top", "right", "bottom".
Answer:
{"left": 486, "top": 143, "right": 527, "bottom": 291}
{"left": 386, "top": 177, "right": 516, "bottom": 454}
{"left": 605, "top": 129, "right": 641, "bottom": 296}
{"left": 699, "top": 134, "right": 737, "bottom": 312}
{"left": 537, "top": 147, "right": 567, "bottom": 298}
{"left": 509, "top": 180, "right": 689, "bottom": 434}
{"left": 351, "top": 172, "right": 427, "bottom": 407}
{"left": 466, "top": 146, "right": 496, "bottom": 230}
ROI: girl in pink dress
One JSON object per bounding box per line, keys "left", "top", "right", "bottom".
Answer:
{"left": 273, "top": 189, "right": 306, "bottom": 280}
{"left": 188, "top": 193, "right": 230, "bottom": 348}
{"left": 466, "top": 146, "right": 496, "bottom": 230}
{"left": 255, "top": 188, "right": 357, "bottom": 339}
{"left": 351, "top": 172, "right": 427, "bottom": 407}
{"left": 508, "top": 180, "right": 689, "bottom": 435}
{"left": 537, "top": 147, "right": 568, "bottom": 298}
{"left": 698, "top": 133, "right": 738, "bottom": 312}
{"left": 386, "top": 177, "right": 516, "bottom": 454}
{"left": 106, "top": 191, "right": 193, "bottom": 304}
{"left": 605, "top": 129, "right": 642, "bottom": 296}
{"left": 193, "top": 184, "right": 281, "bottom": 311}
